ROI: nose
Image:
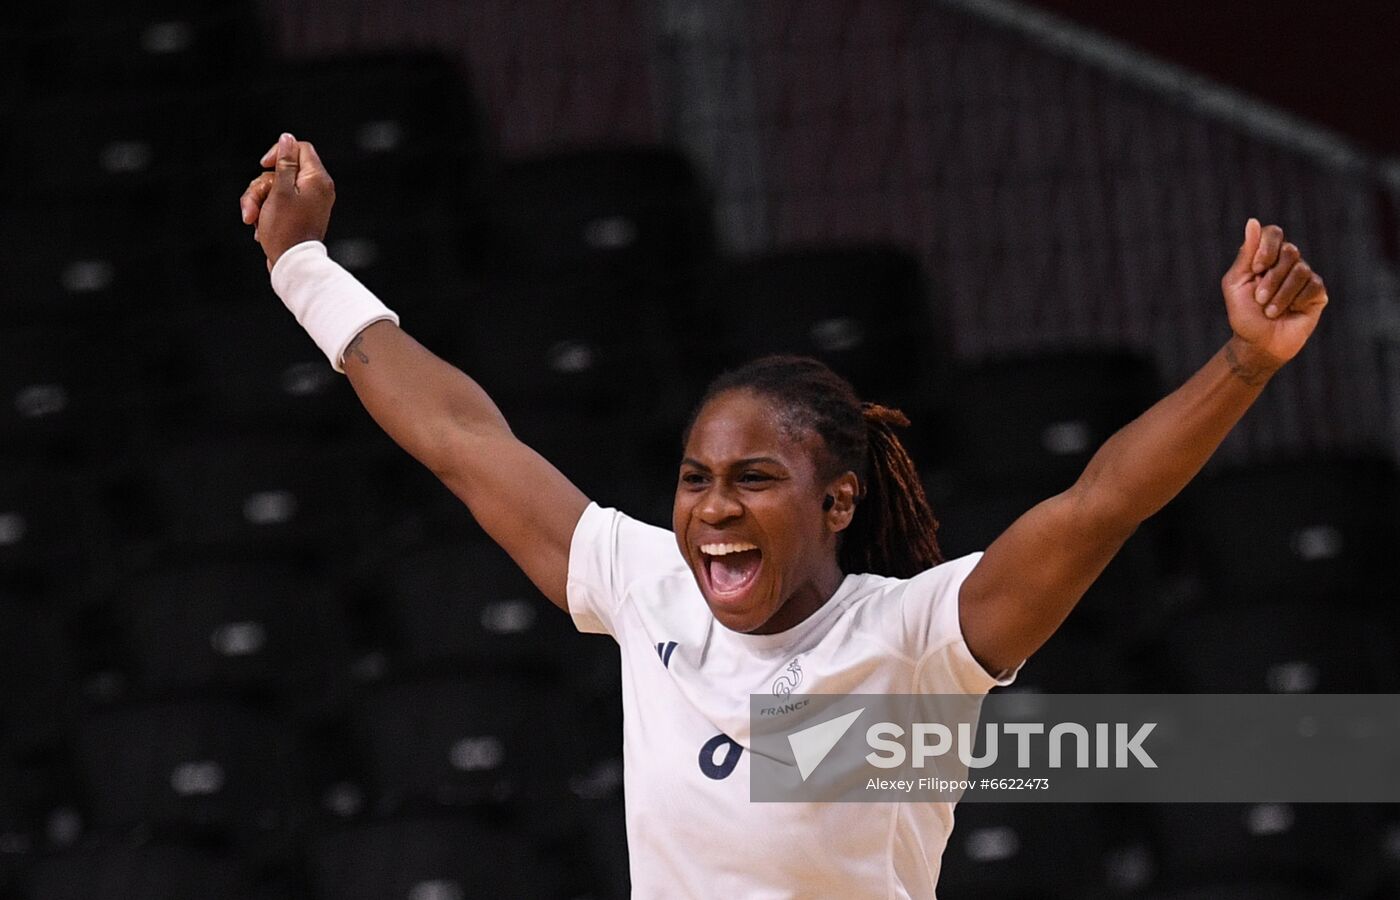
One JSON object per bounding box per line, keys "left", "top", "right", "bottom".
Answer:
{"left": 696, "top": 482, "right": 743, "bottom": 525}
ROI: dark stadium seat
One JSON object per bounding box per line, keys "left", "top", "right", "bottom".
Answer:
{"left": 307, "top": 814, "right": 563, "bottom": 900}
{"left": 155, "top": 232, "right": 283, "bottom": 317}
{"left": 316, "top": 213, "right": 476, "bottom": 318}
{"left": 123, "top": 435, "right": 374, "bottom": 563}
{"left": 366, "top": 414, "right": 672, "bottom": 561}
{"left": 689, "top": 244, "right": 939, "bottom": 402}
{"left": 0, "top": 327, "right": 137, "bottom": 464}
{"left": 271, "top": 54, "right": 480, "bottom": 172}
{"left": 0, "top": 199, "right": 183, "bottom": 327}
{"left": 1382, "top": 808, "right": 1400, "bottom": 897}
{"left": 260, "top": 54, "right": 486, "bottom": 265}
{"left": 295, "top": 720, "right": 377, "bottom": 829}
{"left": 931, "top": 478, "right": 1171, "bottom": 641}
{"left": 578, "top": 798, "right": 630, "bottom": 900}
{"left": 0, "top": 599, "right": 80, "bottom": 760}
{"left": 1144, "top": 803, "right": 1384, "bottom": 893}
{"left": 352, "top": 675, "right": 600, "bottom": 812}
{"left": 990, "top": 627, "right": 1124, "bottom": 694}
{"left": 422, "top": 288, "right": 680, "bottom": 520}
{"left": 22, "top": 839, "right": 268, "bottom": 900}
{"left": 484, "top": 146, "right": 715, "bottom": 284}
{"left": 1156, "top": 600, "right": 1399, "bottom": 692}
{"left": 177, "top": 207, "right": 472, "bottom": 364}
{"left": 0, "top": 464, "right": 105, "bottom": 599}
{"left": 0, "top": 32, "right": 21, "bottom": 115}
{"left": 13, "top": 0, "right": 266, "bottom": 94}
{"left": 0, "top": 759, "right": 82, "bottom": 894}
{"left": 3, "top": 91, "right": 191, "bottom": 204}
{"left": 362, "top": 418, "right": 672, "bottom": 582}
{"left": 501, "top": 408, "right": 678, "bottom": 526}
{"left": 190, "top": 55, "right": 488, "bottom": 302}
{"left": 0, "top": 764, "right": 39, "bottom": 893}
{"left": 383, "top": 541, "right": 588, "bottom": 675}
{"left": 460, "top": 273, "right": 683, "bottom": 419}
{"left": 74, "top": 701, "right": 299, "bottom": 842}
{"left": 113, "top": 560, "right": 353, "bottom": 723}
{"left": 936, "top": 803, "right": 1115, "bottom": 897}
{"left": 1140, "top": 884, "right": 1335, "bottom": 900}
{"left": 1181, "top": 457, "right": 1400, "bottom": 608}
{"left": 946, "top": 349, "right": 1162, "bottom": 491}
{"left": 364, "top": 453, "right": 490, "bottom": 550}
{"left": 160, "top": 305, "right": 365, "bottom": 436}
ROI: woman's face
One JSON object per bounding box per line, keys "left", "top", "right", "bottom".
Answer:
{"left": 673, "top": 389, "right": 852, "bottom": 634}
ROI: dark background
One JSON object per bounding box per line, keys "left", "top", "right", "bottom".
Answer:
{"left": 1, "top": 1, "right": 1398, "bottom": 898}
{"left": 1024, "top": 0, "right": 1400, "bottom": 157}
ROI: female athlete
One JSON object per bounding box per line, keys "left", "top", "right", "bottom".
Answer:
{"left": 239, "top": 133, "right": 1329, "bottom": 898}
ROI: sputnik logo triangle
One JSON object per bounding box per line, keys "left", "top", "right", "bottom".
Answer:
{"left": 788, "top": 707, "right": 864, "bottom": 781}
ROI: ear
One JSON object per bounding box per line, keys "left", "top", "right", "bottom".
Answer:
{"left": 823, "top": 471, "right": 860, "bottom": 533}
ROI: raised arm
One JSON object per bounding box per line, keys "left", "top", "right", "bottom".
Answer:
{"left": 240, "top": 134, "right": 588, "bottom": 610}
{"left": 958, "top": 219, "right": 1330, "bottom": 675}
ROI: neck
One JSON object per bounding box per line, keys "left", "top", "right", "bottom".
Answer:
{"left": 749, "top": 557, "right": 846, "bottom": 634}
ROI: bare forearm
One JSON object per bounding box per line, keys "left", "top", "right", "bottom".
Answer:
{"left": 1074, "top": 335, "right": 1280, "bottom": 526}
{"left": 239, "top": 139, "right": 594, "bottom": 611}
{"left": 959, "top": 220, "right": 1328, "bottom": 676}
{"left": 340, "top": 320, "right": 509, "bottom": 475}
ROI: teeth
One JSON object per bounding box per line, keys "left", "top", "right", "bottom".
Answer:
{"left": 700, "top": 541, "right": 759, "bottom": 556}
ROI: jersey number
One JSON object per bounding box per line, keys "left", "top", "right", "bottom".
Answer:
{"left": 698, "top": 733, "right": 743, "bottom": 780}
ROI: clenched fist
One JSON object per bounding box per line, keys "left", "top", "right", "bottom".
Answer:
{"left": 239, "top": 133, "right": 336, "bottom": 271}
{"left": 1221, "top": 219, "right": 1329, "bottom": 367}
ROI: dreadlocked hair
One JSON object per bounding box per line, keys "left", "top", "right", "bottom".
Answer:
{"left": 683, "top": 354, "right": 943, "bottom": 577}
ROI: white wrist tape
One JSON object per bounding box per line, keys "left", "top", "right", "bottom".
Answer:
{"left": 269, "top": 240, "right": 400, "bottom": 373}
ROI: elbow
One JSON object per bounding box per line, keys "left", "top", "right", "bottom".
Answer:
{"left": 424, "top": 421, "right": 480, "bottom": 481}
{"left": 423, "top": 427, "right": 464, "bottom": 480}
{"left": 1064, "top": 480, "right": 1145, "bottom": 543}
{"left": 424, "top": 414, "right": 512, "bottom": 483}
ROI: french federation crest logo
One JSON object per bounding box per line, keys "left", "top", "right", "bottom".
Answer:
{"left": 772, "top": 658, "right": 803, "bottom": 698}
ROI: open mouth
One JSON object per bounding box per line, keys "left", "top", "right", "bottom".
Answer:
{"left": 699, "top": 541, "right": 764, "bottom": 604}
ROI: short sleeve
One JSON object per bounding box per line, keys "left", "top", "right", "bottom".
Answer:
{"left": 566, "top": 502, "right": 687, "bottom": 638}
{"left": 900, "top": 552, "right": 1021, "bottom": 695}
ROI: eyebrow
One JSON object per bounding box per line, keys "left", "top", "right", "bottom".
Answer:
{"left": 681, "top": 456, "right": 785, "bottom": 472}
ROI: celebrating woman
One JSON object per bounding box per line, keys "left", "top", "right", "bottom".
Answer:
{"left": 239, "top": 132, "right": 1328, "bottom": 897}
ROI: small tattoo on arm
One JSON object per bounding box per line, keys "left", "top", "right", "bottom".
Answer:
{"left": 346, "top": 333, "right": 370, "bottom": 366}
{"left": 1223, "top": 341, "right": 1271, "bottom": 387}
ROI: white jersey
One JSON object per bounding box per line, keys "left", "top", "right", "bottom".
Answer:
{"left": 567, "top": 502, "right": 1016, "bottom": 899}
